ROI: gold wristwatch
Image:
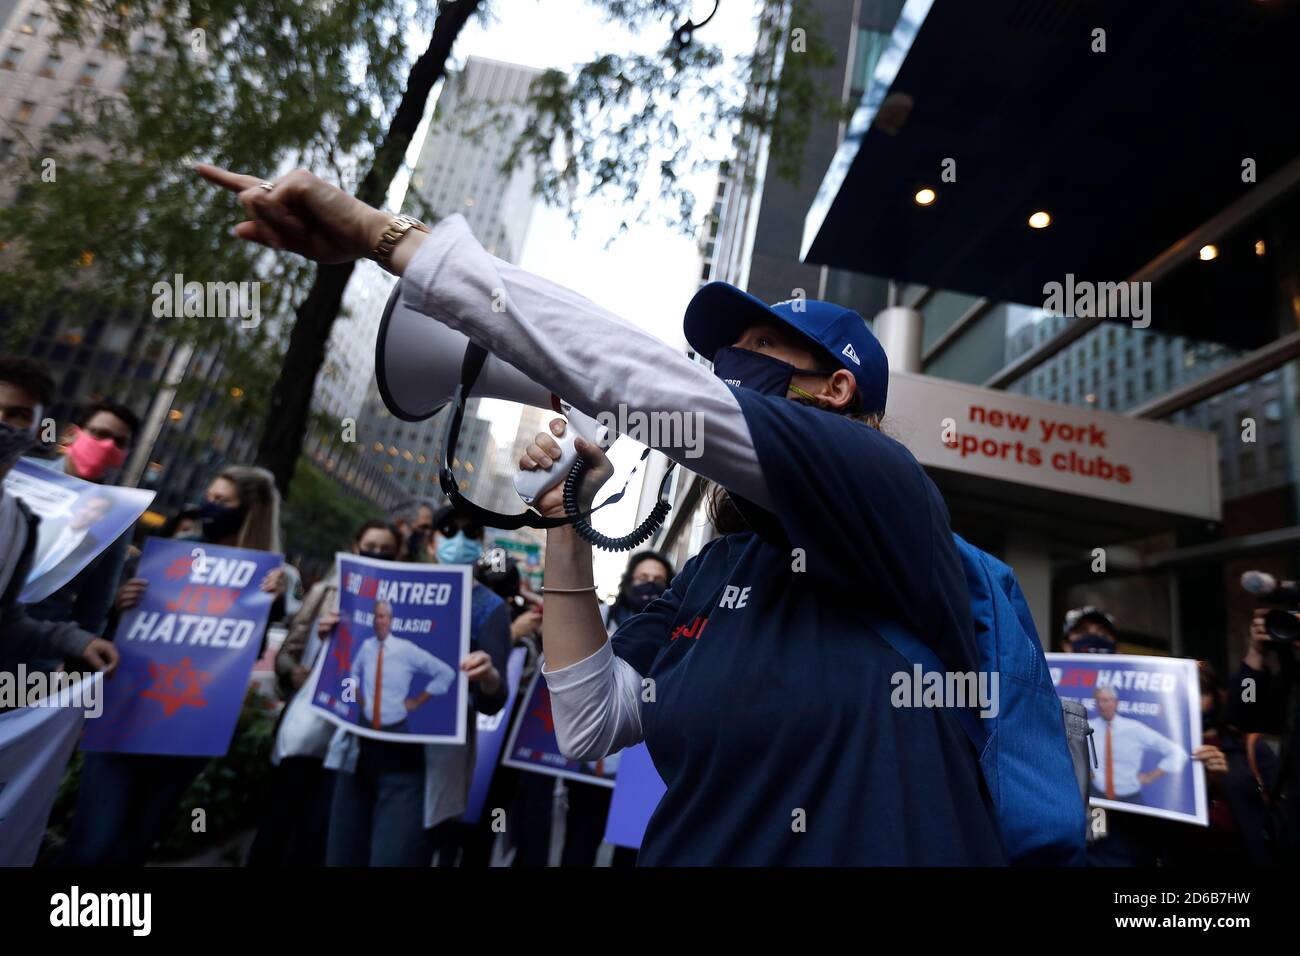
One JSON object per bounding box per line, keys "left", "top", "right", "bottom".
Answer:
{"left": 372, "top": 214, "right": 430, "bottom": 269}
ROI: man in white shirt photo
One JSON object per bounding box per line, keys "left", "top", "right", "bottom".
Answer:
{"left": 1089, "top": 685, "right": 1188, "bottom": 805}
{"left": 351, "top": 599, "right": 456, "bottom": 733}
{"left": 28, "top": 491, "right": 113, "bottom": 588}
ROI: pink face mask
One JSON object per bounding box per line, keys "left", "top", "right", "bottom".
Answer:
{"left": 65, "top": 427, "right": 128, "bottom": 480}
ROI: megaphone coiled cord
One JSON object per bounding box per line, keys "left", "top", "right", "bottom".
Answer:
{"left": 562, "top": 456, "right": 673, "bottom": 552}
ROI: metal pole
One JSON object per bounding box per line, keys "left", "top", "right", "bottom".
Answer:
{"left": 122, "top": 341, "right": 194, "bottom": 488}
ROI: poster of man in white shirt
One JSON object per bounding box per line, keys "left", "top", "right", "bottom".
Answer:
{"left": 1048, "top": 653, "right": 1207, "bottom": 826}
{"left": 352, "top": 599, "right": 456, "bottom": 733}
{"left": 2, "top": 458, "right": 154, "bottom": 604}
{"left": 309, "top": 554, "right": 471, "bottom": 744}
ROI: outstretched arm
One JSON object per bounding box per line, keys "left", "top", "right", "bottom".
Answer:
{"left": 194, "top": 165, "right": 773, "bottom": 510}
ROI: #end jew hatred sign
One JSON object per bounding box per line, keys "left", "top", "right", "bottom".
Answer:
{"left": 82, "top": 539, "right": 280, "bottom": 757}
{"left": 311, "top": 554, "right": 471, "bottom": 745}
{"left": 1046, "top": 653, "right": 1207, "bottom": 826}
{"left": 502, "top": 663, "right": 619, "bottom": 788}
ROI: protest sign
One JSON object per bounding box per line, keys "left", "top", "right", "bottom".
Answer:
{"left": 1046, "top": 652, "right": 1207, "bottom": 825}
{"left": 462, "top": 646, "right": 527, "bottom": 824}
{"left": 502, "top": 662, "right": 619, "bottom": 787}
{"left": 0, "top": 674, "right": 101, "bottom": 865}
{"left": 81, "top": 538, "right": 280, "bottom": 756}
{"left": 603, "top": 742, "right": 666, "bottom": 850}
{"left": 4, "top": 458, "right": 154, "bottom": 604}
{"left": 311, "top": 554, "right": 471, "bottom": 745}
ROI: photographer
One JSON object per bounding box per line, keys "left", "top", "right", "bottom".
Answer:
{"left": 199, "top": 164, "right": 1006, "bottom": 866}
{"left": 1224, "top": 606, "right": 1298, "bottom": 853}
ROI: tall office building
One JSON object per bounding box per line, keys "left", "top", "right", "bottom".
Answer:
{"left": 407, "top": 55, "right": 542, "bottom": 262}
{"left": 348, "top": 56, "right": 546, "bottom": 508}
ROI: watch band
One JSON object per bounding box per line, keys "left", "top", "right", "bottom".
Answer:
{"left": 373, "top": 214, "right": 429, "bottom": 268}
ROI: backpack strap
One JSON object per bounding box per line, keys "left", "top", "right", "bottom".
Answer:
{"left": 1244, "top": 732, "right": 1270, "bottom": 804}
{"left": 868, "top": 615, "right": 989, "bottom": 756}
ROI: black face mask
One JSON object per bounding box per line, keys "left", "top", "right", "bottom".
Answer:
{"left": 626, "top": 580, "right": 667, "bottom": 611}
{"left": 198, "top": 500, "right": 246, "bottom": 542}
{"left": 359, "top": 549, "right": 395, "bottom": 561}
{"left": 712, "top": 346, "right": 837, "bottom": 398}
{"left": 406, "top": 530, "right": 428, "bottom": 561}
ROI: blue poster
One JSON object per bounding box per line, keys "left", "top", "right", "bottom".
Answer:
{"left": 4, "top": 458, "right": 154, "bottom": 604}
{"left": 311, "top": 554, "right": 471, "bottom": 744}
{"left": 501, "top": 662, "right": 619, "bottom": 788}
{"left": 462, "top": 646, "right": 527, "bottom": 824}
{"left": 81, "top": 539, "right": 280, "bottom": 756}
{"left": 1046, "top": 653, "right": 1207, "bottom": 826}
{"left": 603, "top": 742, "right": 665, "bottom": 850}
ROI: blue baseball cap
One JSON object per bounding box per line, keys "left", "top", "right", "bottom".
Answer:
{"left": 683, "top": 282, "right": 889, "bottom": 414}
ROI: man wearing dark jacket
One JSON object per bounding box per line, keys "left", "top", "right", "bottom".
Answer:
{"left": 0, "top": 356, "right": 118, "bottom": 681}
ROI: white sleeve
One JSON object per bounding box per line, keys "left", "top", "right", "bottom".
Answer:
{"left": 541, "top": 641, "right": 644, "bottom": 761}
{"left": 400, "top": 214, "right": 773, "bottom": 510}
{"left": 1140, "top": 721, "right": 1189, "bottom": 775}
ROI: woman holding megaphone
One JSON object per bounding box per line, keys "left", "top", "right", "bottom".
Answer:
{"left": 198, "top": 165, "right": 1005, "bottom": 866}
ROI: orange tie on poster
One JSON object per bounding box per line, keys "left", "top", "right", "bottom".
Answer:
{"left": 372, "top": 642, "right": 385, "bottom": 730}
{"left": 1104, "top": 723, "right": 1115, "bottom": 800}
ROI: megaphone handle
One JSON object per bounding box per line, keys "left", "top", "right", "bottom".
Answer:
{"left": 513, "top": 428, "right": 581, "bottom": 506}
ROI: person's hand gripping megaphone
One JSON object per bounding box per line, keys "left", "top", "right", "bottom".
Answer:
{"left": 519, "top": 419, "right": 614, "bottom": 519}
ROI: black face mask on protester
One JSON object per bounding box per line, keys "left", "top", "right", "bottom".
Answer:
{"left": 359, "top": 549, "right": 394, "bottom": 561}
{"left": 711, "top": 346, "right": 838, "bottom": 399}
{"left": 626, "top": 580, "right": 668, "bottom": 611}
{"left": 198, "top": 500, "right": 246, "bottom": 542}
{"left": 406, "top": 530, "right": 428, "bottom": 562}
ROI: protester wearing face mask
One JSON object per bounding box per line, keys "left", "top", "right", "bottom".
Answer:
{"left": 22, "top": 400, "right": 140, "bottom": 643}
{"left": 0, "top": 356, "right": 119, "bottom": 682}
{"left": 201, "top": 163, "right": 1005, "bottom": 865}
{"left": 601, "top": 551, "right": 674, "bottom": 636}
{"left": 249, "top": 519, "right": 403, "bottom": 867}
{"left": 60, "top": 465, "right": 287, "bottom": 866}
{"left": 322, "top": 501, "right": 511, "bottom": 866}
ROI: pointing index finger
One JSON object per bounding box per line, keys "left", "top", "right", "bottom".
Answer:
{"left": 194, "top": 162, "right": 267, "bottom": 194}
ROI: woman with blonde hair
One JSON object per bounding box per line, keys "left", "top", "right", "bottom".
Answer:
{"left": 60, "top": 464, "right": 288, "bottom": 866}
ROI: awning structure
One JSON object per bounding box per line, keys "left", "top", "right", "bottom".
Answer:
{"left": 802, "top": 0, "right": 1300, "bottom": 351}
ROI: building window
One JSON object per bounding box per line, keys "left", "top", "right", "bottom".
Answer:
{"left": 77, "top": 61, "right": 101, "bottom": 86}
{"left": 19, "top": 12, "right": 43, "bottom": 35}
{"left": 1125, "top": 350, "right": 1134, "bottom": 368}
{"left": 15, "top": 101, "right": 36, "bottom": 123}
{"left": 2, "top": 46, "right": 24, "bottom": 70}
{"left": 38, "top": 51, "right": 62, "bottom": 78}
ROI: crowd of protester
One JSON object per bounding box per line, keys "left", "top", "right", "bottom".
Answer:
{"left": 2, "top": 350, "right": 688, "bottom": 866}
{"left": 2, "top": 350, "right": 1296, "bottom": 866}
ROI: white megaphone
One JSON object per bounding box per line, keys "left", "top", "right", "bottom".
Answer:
{"left": 375, "top": 282, "right": 608, "bottom": 506}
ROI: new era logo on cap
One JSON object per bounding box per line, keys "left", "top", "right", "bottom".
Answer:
{"left": 841, "top": 343, "right": 860, "bottom": 366}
